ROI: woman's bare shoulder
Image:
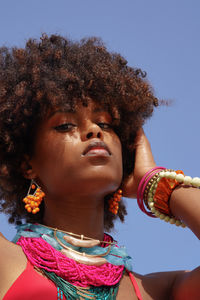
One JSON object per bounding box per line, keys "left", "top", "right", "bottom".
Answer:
{"left": 0, "top": 231, "right": 12, "bottom": 250}
{"left": 133, "top": 270, "right": 188, "bottom": 300}
{"left": 0, "top": 232, "right": 27, "bottom": 299}
{"left": 0, "top": 231, "right": 16, "bottom": 249}
{"left": 0, "top": 232, "right": 26, "bottom": 267}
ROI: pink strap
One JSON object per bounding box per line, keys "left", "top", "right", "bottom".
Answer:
{"left": 127, "top": 271, "right": 143, "bottom": 300}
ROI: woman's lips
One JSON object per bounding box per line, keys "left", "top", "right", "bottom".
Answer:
{"left": 82, "top": 141, "right": 111, "bottom": 156}
{"left": 84, "top": 147, "right": 110, "bottom": 157}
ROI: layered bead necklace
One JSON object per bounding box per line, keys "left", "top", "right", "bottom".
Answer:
{"left": 13, "top": 223, "right": 132, "bottom": 300}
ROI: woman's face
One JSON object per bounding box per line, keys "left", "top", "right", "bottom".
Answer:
{"left": 29, "top": 100, "right": 123, "bottom": 199}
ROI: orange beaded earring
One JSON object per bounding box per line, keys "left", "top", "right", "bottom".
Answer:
{"left": 23, "top": 180, "right": 45, "bottom": 214}
{"left": 108, "top": 189, "right": 122, "bottom": 215}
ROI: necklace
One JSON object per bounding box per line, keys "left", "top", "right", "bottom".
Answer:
{"left": 53, "top": 229, "right": 112, "bottom": 266}
{"left": 40, "top": 222, "right": 117, "bottom": 246}
{"left": 13, "top": 223, "right": 132, "bottom": 269}
{"left": 13, "top": 223, "right": 132, "bottom": 299}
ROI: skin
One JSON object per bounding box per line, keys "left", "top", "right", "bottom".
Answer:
{"left": 0, "top": 100, "right": 200, "bottom": 299}
{"left": 28, "top": 101, "right": 123, "bottom": 239}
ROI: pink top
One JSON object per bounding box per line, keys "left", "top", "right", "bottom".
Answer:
{"left": 3, "top": 260, "right": 143, "bottom": 300}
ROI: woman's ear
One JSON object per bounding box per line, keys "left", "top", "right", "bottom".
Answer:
{"left": 21, "top": 155, "right": 37, "bottom": 179}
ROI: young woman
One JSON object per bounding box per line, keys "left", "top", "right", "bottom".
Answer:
{"left": 0, "top": 34, "right": 199, "bottom": 300}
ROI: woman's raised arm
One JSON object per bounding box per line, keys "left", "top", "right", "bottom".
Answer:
{"left": 123, "top": 129, "right": 200, "bottom": 238}
{"left": 123, "top": 129, "right": 200, "bottom": 299}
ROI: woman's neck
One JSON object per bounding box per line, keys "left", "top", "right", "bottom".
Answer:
{"left": 42, "top": 194, "right": 105, "bottom": 241}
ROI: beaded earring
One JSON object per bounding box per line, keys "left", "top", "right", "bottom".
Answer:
{"left": 108, "top": 189, "right": 122, "bottom": 215}
{"left": 23, "top": 179, "right": 45, "bottom": 214}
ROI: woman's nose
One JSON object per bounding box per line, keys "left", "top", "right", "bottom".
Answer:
{"left": 81, "top": 122, "right": 103, "bottom": 140}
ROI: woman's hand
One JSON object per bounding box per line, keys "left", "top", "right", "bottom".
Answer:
{"left": 122, "top": 128, "right": 156, "bottom": 199}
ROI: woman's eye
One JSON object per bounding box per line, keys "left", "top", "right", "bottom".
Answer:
{"left": 54, "top": 123, "right": 75, "bottom": 132}
{"left": 98, "top": 123, "right": 112, "bottom": 130}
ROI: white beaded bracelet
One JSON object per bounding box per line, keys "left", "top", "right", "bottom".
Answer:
{"left": 159, "top": 171, "right": 200, "bottom": 188}
{"left": 147, "top": 174, "right": 186, "bottom": 227}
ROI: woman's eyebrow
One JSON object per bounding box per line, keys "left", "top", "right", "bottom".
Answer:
{"left": 48, "top": 108, "right": 75, "bottom": 119}
{"left": 92, "top": 107, "right": 108, "bottom": 113}
{"left": 48, "top": 106, "right": 108, "bottom": 119}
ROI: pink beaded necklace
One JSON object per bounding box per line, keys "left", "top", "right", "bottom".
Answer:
{"left": 14, "top": 224, "right": 131, "bottom": 299}
{"left": 17, "top": 236, "right": 124, "bottom": 287}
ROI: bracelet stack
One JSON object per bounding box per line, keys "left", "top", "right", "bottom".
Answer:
{"left": 137, "top": 167, "right": 200, "bottom": 227}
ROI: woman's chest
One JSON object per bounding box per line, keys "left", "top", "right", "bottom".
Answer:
{"left": 117, "top": 273, "right": 142, "bottom": 300}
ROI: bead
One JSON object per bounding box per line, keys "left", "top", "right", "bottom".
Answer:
{"left": 156, "top": 177, "right": 161, "bottom": 182}
{"left": 191, "top": 177, "right": 200, "bottom": 187}
{"left": 151, "top": 207, "right": 156, "bottom": 213}
{"left": 30, "top": 201, "right": 35, "bottom": 207}
{"left": 159, "top": 171, "right": 165, "bottom": 177}
{"left": 149, "top": 186, "right": 154, "bottom": 192}
{"left": 149, "top": 202, "right": 154, "bottom": 208}
{"left": 164, "top": 171, "right": 171, "bottom": 178}
{"left": 183, "top": 176, "right": 192, "bottom": 185}
{"left": 159, "top": 214, "right": 165, "bottom": 220}
{"left": 164, "top": 216, "right": 170, "bottom": 222}
{"left": 176, "top": 174, "right": 184, "bottom": 183}
{"left": 175, "top": 220, "right": 182, "bottom": 226}
{"left": 148, "top": 197, "right": 154, "bottom": 202}
{"left": 169, "top": 218, "right": 176, "bottom": 224}
{"left": 153, "top": 183, "right": 157, "bottom": 189}
{"left": 168, "top": 172, "right": 177, "bottom": 179}
{"left": 27, "top": 207, "right": 32, "bottom": 213}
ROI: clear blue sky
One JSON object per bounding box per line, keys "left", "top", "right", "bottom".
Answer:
{"left": 0, "top": 0, "right": 199, "bottom": 274}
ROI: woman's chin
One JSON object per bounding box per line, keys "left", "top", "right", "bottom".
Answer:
{"left": 77, "top": 173, "right": 122, "bottom": 196}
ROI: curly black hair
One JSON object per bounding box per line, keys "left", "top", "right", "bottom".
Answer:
{"left": 0, "top": 34, "right": 158, "bottom": 230}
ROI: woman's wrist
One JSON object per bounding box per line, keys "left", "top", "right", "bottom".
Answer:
{"left": 137, "top": 168, "right": 200, "bottom": 236}
{"left": 170, "top": 185, "right": 200, "bottom": 238}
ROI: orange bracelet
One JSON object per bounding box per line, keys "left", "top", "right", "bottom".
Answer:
{"left": 153, "top": 170, "right": 184, "bottom": 215}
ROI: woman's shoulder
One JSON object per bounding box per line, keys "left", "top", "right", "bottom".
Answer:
{"left": 132, "top": 270, "right": 188, "bottom": 300}
{"left": 0, "top": 231, "right": 20, "bottom": 253}
{"left": 0, "top": 232, "right": 27, "bottom": 299}
{"left": 0, "top": 231, "right": 26, "bottom": 267}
